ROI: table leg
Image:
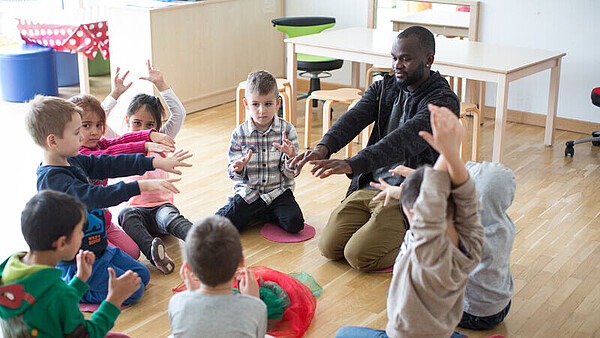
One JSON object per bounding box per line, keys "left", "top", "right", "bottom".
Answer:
{"left": 544, "top": 58, "right": 562, "bottom": 146}
{"left": 77, "top": 53, "right": 90, "bottom": 95}
{"left": 492, "top": 75, "right": 509, "bottom": 162}
{"left": 351, "top": 62, "right": 361, "bottom": 89}
{"left": 286, "top": 43, "right": 297, "bottom": 126}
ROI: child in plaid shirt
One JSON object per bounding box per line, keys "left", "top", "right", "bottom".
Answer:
{"left": 217, "top": 70, "right": 305, "bottom": 233}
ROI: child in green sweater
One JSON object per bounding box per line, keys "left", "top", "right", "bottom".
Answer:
{"left": 0, "top": 190, "right": 141, "bottom": 337}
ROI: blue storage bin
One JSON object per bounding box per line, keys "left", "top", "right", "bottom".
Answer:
{"left": 56, "top": 51, "right": 79, "bottom": 87}
{"left": 0, "top": 44, "right": 58, "bottom": 102}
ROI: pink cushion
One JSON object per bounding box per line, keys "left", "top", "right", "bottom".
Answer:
{"left": 260, "top": 223, "right": 316, "bottom": 243}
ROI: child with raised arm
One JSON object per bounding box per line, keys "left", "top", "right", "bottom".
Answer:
{"left": 216, "top": 70, "right": 304, "bottom": 233}
{"left": 24, "top": 95, "right": 191, "bottom": 305}
{"left": 69, "top": 69, "right": 175, "bottom": 260}
{"left": 117, "top": 60, "right": 193, "bottom": 274}
{"left": 0, "top": 190, "right": 141, "bottom": 338}
{"left": 336, "top": 104, "right": 484, "bottom": 338}
{"left": 169, "top": 215, "right": 267, "bottom": 338}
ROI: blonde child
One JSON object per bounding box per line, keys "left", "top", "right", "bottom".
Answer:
{"left": 117, "top": 60, "right": 192, "bottom": 274}
{"left": 24, "top": 95, "right": 191, "bottom": 305}
{"left": 216, "top": 70, "right": 304, "bottom": 233}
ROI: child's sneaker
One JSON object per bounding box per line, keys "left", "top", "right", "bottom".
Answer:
{"left": 151, "top": 237, "right": 175, "bottom": 274}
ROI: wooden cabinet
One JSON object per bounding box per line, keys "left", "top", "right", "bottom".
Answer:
{"left": 106, "top": 0, "right": 284, "bottom": 113}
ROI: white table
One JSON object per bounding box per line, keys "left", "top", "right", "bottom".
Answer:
{"left": 285, "top": 27, "right": 565, "bottom": 163}
{"left": 392, "top": 9, "right": 469, "bottom": 38}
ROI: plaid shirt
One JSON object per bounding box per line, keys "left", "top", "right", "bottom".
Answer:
{"left": 228, "top": 116, "right": 299, "bottom": 204}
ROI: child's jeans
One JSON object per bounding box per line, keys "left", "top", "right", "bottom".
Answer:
{"left": 335, "top": 326, "right": 388, "bottom": 338}
{"left": 118, "top": 203, "right": 192, "bottom": 261}
{"left": 459, "top": 300, "right": 511, "bottom": 330}
{"left": 216, "top": 189, "right": 304, "bottom": 233}
{"left": 59, "top": 246, "right": 150, "bottom": 305}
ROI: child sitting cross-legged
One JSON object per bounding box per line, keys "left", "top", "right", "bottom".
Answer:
{"left": 24, "top": 95, "right": 191, "bottom": 305}
{"left": 0, "top": 190, "right": 142, "bottom": 338}
{"left": 216, "top": 70, "right": 304, "bottom": 233}
{"left": 169, "top": 215, "right": 268, "bottom": 338}
{"left": 336, "top": 104, "right": 485, "bottom": 338}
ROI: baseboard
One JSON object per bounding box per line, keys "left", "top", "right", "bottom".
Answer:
{"left": 481, "top": 106, "right": 600, "bottom": 135}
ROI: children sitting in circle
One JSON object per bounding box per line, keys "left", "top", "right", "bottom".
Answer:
{"left": 2, "top": 45, "right": 517, "bottom": 336}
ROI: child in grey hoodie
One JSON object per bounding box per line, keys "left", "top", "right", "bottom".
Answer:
{"left": 460, "top": 161, "right": 516, "bottom": 330}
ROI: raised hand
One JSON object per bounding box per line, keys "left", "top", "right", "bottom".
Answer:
{"left": 153, "top": 149, "right": 193, "bottom": 175}
{"left": 389, "top": 165, "right": 415, "bottom": 178}
{"left": 273, "top": 131, "right": 296, "bottom": 158}
{"left": 370, "top": 178, "right": 403, "bottom": 206}
{"left": 106, "top": 268, "right": 142, "bottom": 308}
{"left": 149, "top": 131, "right": 176, "bottom": 148}
{"left": 139, "top": 59, "right": 169, "bottom": 91}
{"left": 309, "top": 159, "right": 353, "bottom": 179}
{"left": 238, "top": 267, "right": 260, "bottom": 298}
{"left": 418, "top": 104, "right": 465, "bottom": 158}
{"left": 232, "top": 149, "right": 252, "bottom": 173}
{"left": 287, "top": 144, "right": 328, "bottom": 175}
{"left": 138, "top": 178, "right": 182, "bottom": 194}
{"left": 145, "top": 142, "right": 175, "bottom": 157}
{"left": 110, "top": 67, "right": 133, "bottom": 100}
{"left": 75, "top": 250, "right": 95, "bottom": 283}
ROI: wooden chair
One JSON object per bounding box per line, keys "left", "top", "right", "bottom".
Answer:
{"left": 459, "top": 102, "right": 481, "bottom": 162}
{"left": 304, "top": 88, "right": 362, "bottom": 157}
{"left": 235, "top": 78, "right": 292, "bottom": 126}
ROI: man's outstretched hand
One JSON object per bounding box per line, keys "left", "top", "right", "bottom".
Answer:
{"left": 309, "top": 159, "right": 353, "bottom": 179}
{"left": 287, "top": 144, "right": 329, "bottom": 175}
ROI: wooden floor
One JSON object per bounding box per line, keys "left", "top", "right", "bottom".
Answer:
{"left": 1, "top": 78, "right": 600, "bottom": 338}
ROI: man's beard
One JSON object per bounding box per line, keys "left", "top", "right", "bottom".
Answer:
{"left": 396, "top": 62, "right": 425, "bottom": 90}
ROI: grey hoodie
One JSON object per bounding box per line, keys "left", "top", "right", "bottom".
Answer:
{"left": 464, "top": 161, "right": 517, "bottom": 317}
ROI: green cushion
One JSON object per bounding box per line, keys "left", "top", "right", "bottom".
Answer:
{"left": 274, "top": 23, "right": 335, "bottom": 38}
{"left": 88, "top": 53, "right": 110, "bottom": 76}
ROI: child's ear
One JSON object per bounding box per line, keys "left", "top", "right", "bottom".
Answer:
{"left": 52, "top": 235, "right": 68, "bottom": 251}
{"left": 46, "top": 134, "right": 57, "bottom": 149}
{"left": 242, "top": 97, "right": 249, "bottom": 110}
{"left": 238, "top": 254, "right": 245, "bottom": 268}
{"left": 276, "top": 96, "right": 282, "bottom": 109}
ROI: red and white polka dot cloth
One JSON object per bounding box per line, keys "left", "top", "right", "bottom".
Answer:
{"left": 16, "top": 19, "right": 109, "bottom": 60}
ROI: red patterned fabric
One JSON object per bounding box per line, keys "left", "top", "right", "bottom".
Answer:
{"left": 16, "top": 19, "right": 109, "bottom": 60}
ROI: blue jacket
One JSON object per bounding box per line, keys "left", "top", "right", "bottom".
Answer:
{"left": 36, "top": 154, "right": 154, "bottom": 257}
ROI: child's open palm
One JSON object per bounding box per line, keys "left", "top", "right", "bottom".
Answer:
{"left": 370, "top": 178, "right": 403, "bottom": 206}
{"left": 139, "top": 60, "right": 169, "bottom": 91}
{"left": 145, "top": 142, "right": 175, "bottom": 158}
{"left": 419, "top": 104, "right": 465, "bottom": 158}
{"left": 149, "top": 131, "right": 176, "bottom": 149}
{"left": 153, "top": 149, "right": 193, "bottom": 175}
{"left": 273, "top": 131, "right": 296, "bottom": 158}
{"left": 232, "top": 149, "right": 252, "bottom": 173}
{"left": 139, "top": 178, "right": 181, "bottom": 194}
{"left": 238, "top": 267, "right": 260, "bottom": 298}
{"left": 111, "top": 67, "right": 132, "bottom": 100}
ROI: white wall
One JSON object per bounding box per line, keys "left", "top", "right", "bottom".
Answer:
{"left": 285, "top": 0, "right": 600, "bottom": 124}
{"left": 479, "top": 0, "right": 600, "bottom": 123}
{"left": 284, "top": 0, "right": 369, "bottom": 86}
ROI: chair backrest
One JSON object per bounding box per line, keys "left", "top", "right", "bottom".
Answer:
{"left": 271, "top": 17, "right": 336, "bottom": 38}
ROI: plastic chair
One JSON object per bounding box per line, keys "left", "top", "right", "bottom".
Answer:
{"left": 272, "top": 17, "right": 343, "bottom": 107}
{"left": 565, "top": 87, "right": 600, "bottom": 157}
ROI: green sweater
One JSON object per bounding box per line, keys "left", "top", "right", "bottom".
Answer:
{"left": 0, "top": 253, "right": 120, "bottom": 337}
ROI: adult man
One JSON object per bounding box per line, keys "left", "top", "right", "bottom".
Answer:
{"left": 290, "top": 26, "right": 460, "bottom": 271}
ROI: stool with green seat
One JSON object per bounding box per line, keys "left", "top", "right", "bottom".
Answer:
{"left": 272, "top": 17, "right": 343, "bottom": 107}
